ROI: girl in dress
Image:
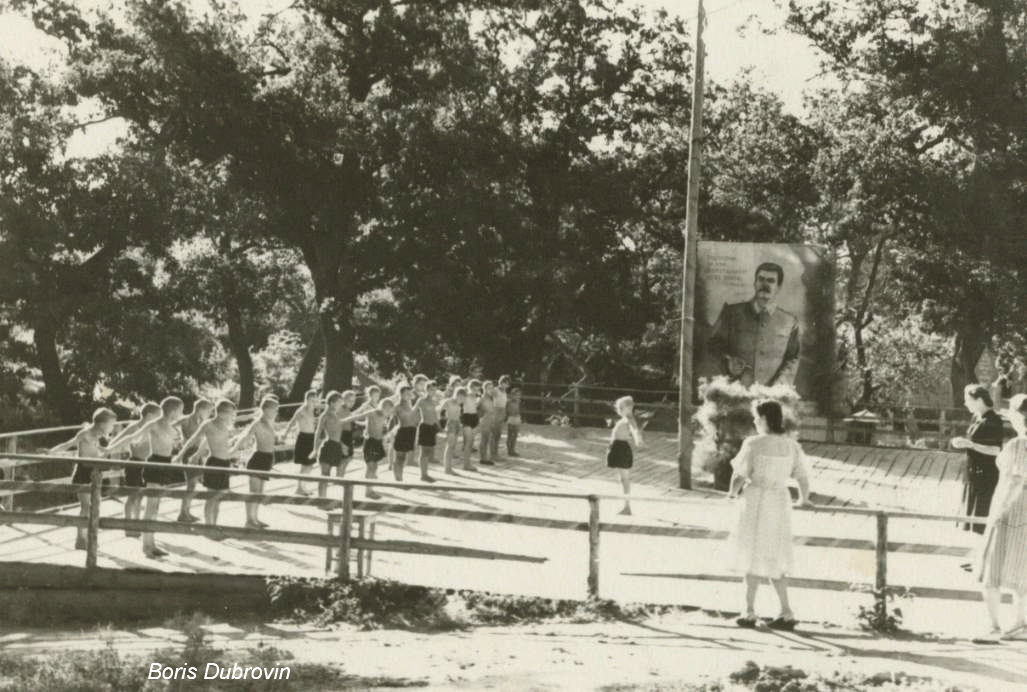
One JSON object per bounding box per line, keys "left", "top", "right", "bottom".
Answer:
{"left": 727, "top": 400, "right": 812, "bottom": 630}
{"left": 978, "top": 393, "right": 1027, "bottom": 640}
{"left": 607, "top": 396, "right": 643, "bottom": 516}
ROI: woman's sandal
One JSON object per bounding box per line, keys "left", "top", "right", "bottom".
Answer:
{"left": 735, "top": 616, "right": 758, "bottom": 628}
{"left": 972, "top": 627, "right": 1003, "bottom": 644}
{"left": 1002, "top": 624, "right": 1027, "bottom": 641}
{"left": 767, "top": 617, "right": 797, "bottom": 632}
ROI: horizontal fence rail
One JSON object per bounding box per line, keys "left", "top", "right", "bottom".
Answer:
{"left": 0, "top": 449, "right": 995, "bottom": 613}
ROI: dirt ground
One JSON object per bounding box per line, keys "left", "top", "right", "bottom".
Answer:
{"left": 3, "top": 610, "right": 1026, "bottom": 691}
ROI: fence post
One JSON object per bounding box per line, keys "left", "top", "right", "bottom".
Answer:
{"left": 86, "top": 467, "right": 102, "bottom": 570}
{"left": 572, "top": 384, "right": 581, "bottom": 428}
{"left": 875, "top": 512, "right": 888, "bottom": 612}
{"left": 938, "top": 409, "right": 947, "bottom": 446}
{"left": 337, "top": 483, "right": 354, "bottom": 580}
{"left": 1, "top": 436, "right": 16, "bottom": 511}
{"left": 825, "top": 417, "right": 835, "bottom": 444}
{"left": 587, "top": 495, "right": 600, "bottom": 598}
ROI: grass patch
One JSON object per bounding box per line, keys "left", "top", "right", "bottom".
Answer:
{"left": 266, "top": 576, "right": 691, "bottom": 630}
{"left": 0, "top": 614, "right": 424, "bottom": 691}
{"left": 599, "top": 661, "right": 976, "bottom": 691}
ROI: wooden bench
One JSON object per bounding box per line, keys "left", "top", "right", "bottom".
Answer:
{"left": 325, "top": 511, "right": 377, "bottom": 578}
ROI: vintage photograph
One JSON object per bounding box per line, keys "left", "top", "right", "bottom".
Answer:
{"left": 1, "top": 0, "right": 1026, "bottom": 689}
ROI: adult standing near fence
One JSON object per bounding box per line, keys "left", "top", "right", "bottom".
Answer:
{"left": 976, "top": 393, "right": 1027, "bottom": 641}
{"left": 951, "top": 384, "right": 1005, "bottom": 536}
{"left": 727, "top": 399, "right": 812, "bottom": 631}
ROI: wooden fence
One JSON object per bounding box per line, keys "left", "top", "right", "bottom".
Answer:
{"left": 516, "top": 382, "right": 989, "bottom": 449}
{"left": 0, "top": 450, "right": 994, "bottom": 614}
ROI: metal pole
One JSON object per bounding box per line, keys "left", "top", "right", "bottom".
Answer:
{"left": 587, "top": 495, "right": 600, "bottom": 598}
{"left": 677, "top": 0, "right": 706, "bottom": 490}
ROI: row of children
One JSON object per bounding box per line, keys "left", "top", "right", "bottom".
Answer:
{"left": 283, "top": 375, "right": 524, "bottom": 501}
{"left": 51, "top": 375, "right": 525, "bottom": 559}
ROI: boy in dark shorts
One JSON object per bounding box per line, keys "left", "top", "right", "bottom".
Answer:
{"left": 176, "top": 399, "right": 237, "bottom": 529}
{"left": 230, "top": 397, "right": 279, "bottom": 529}
{"left": 134, "top": 397, "right": 186, "bottom": 558}
{"left": 176, "top": 398, "right": 213, "bottom": 523}
{"left": 392, "top": 385, "right": 419, "bottom": 482}
{"left": 416, "top": 381, "right": 440, "bottom": 482}
{"left": 314, "top": 391, "right": 346, "bottom": 499}
{"left": 341, "top": 399, "right": 396, "bottom": 500}
{"left": 284, "top": 390, "right": 320, "bottom": 496}
{"left": 441, "top": 386, "right": 464, "bottom": 474}
{"left": 51, "top": 408, "right": 143, "bottom": 550}
{"left": 108, "top": 402, "right": 161, "bottom": 537}
{"left": 460, "top": 380, "right": 482, "bottom": 471}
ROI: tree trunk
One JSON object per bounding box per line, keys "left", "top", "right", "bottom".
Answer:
{"left": 288, "top": 329, "right": 324, "bottom": 401}
{"left": 320, "top": 310, "right": 354, "bottom": 393}
{"left": 32, "top": 318, "right": 79, "bottom": 424}
{"left": 221, "top": 269, "right": 255, "bottom": 410}
{"left": 951, "top": 329, "right": 988, "bottom": 406}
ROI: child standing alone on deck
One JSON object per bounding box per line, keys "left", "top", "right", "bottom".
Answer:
{"left": 607, "top": 396, "right": 644, "bottom": 516}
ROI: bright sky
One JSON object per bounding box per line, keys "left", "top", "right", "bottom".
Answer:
{"left": 0, "top": 0, "right": 825, "bottom": 157}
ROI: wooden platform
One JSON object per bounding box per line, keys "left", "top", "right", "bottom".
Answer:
{"left": 0, "top": 425, "right": 983, "bottom": 631}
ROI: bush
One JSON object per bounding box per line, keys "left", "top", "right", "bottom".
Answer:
{"left": 692, "top": 377, "right": 801, "bottom": 490}
{"left": 266, "top": 576, "right": 682, "bottom": 630}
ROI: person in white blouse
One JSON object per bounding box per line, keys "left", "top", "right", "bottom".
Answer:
{"left": 727, "top": 399, "right": 812, "bottom": 631}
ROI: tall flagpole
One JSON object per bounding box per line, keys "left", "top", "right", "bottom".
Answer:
{"left": 677, "top": 0, "right": 706, "bottom": 490}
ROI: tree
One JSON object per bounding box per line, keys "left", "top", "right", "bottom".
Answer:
{"left": 0, "top": 55, "right": 177, "bottom": 420}
{"left": 786, "top": 0, "right": 1027, "bottom": 402}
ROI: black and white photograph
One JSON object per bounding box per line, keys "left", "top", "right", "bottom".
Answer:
{"left": 2, "top": 0, "right": 1027, "bottom": 689}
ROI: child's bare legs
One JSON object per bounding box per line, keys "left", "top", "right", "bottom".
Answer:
{"left": 76, "top": 492, "right": 89, "bottom": 550}
{"left": 490, "top": 422, "right": 502, "bottom": 459}
{"left": 318, "top": 463, "right": 333, "bottom": 499}
{"left": 770, "top": 577, "right": 794, "bottom": 620}
{"left": 507, "top": 424, "right": 520, "bottom": 456}
{"left": 204, "top": 497, "right": 221, "bottom": 529}
{"left": 617, "top": 469, "right": 632, "bottom": 515}
{"left": 246, "top": 477, "right": 266, "bottom": 528}
{"left": 142, "top": 496, "right": 165, "bottom": 557}
{"left": 124, "top": 492, "right": 142, "bottom": 537}
{"left": 462, "top": 427, "right": 477, "bottom": 471}
{"left": 178, "top": 470, "right": 200, "bottom": 522}
{"left": 443, "top": 427, "right": 458, "bottom": 473}
{"left": 480, "top": 426, "right": 493, "bottom": 464}
{"left": 983, "top": 586, "right": 1003, "bottom": 632}
{"left": 365, "top": 461, "right": 381, "bottom": 499}
{"left": 297, "top": 464, "right": 314, "bottom": 496}
{"left": 393, "top": 452, "right": 406, "bottom": 482}
{"left": 418, "top": 444, "right": 436, "bottom": 482}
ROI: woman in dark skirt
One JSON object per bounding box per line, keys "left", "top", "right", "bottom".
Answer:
{"left": 607, "top": 396, "right": 644, "bottom": 516}
{"left": 952, "top": 384, "right": 1005, "bottom": 535}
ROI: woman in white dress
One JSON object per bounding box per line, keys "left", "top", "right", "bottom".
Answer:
{"left": 727, "top": 400, "right": 812, "bottom": 630}
{"left": 978, "top": 393, "right": 1027, "bottom": 640}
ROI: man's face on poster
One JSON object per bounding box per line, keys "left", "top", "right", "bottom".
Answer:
{"left": 753, "top": 269, "right": 780, "bottom": 309}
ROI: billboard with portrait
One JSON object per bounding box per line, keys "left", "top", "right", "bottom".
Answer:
{"left": 694, "top": 242, "right": 835, "bottom": 413}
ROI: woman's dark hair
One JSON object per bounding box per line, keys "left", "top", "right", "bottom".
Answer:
{"left": 965, "top": 383, "right": 994, "bottom": 408}
{"left": 755, "top": 400, "right": 785, "bottom": 434}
